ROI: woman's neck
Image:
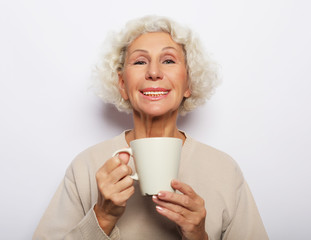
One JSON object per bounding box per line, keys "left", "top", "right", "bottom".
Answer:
{"left": 125, "top": 110, "right": 185, "bottom": 144}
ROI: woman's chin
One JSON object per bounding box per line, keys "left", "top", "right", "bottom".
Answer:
{"left": 135, "top": 106, "right": 178, "bottom": 118}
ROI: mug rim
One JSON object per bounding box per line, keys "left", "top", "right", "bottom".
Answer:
{"left": 130, "top": 137, "right": 183, "bottom": 144}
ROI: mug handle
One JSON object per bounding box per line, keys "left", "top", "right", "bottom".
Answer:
{"left": 112, "top": 148, "right": 139, "bottom": 180}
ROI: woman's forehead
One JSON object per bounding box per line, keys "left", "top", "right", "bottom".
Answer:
{"left": 126, "top": 32, "right": 185, "bottom": 59}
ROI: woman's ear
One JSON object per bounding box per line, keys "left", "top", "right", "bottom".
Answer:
{"left": 184, "top": 77, "right": 191, "bottom": 98}
{"left": 183, "top": 88, "right": 191, "bottom": 98}
{"left": 118, "top": 72, "right": 129, "bottom": 100}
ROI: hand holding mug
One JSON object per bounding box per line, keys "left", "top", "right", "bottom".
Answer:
{"left": 152, "top": 180, "right": 208, "bottom": 240}
{"left": 94, "top": 153, "right": 135, "bottom": 235}
{"left": 94, "top": 137, "right": 183, "bottom": 235}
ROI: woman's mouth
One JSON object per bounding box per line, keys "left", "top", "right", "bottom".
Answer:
{"left": 142, "top": 91, "right": 169, "bottom": 97}
{"left": 140, "top": 88, "right": 170, "bottom": 100}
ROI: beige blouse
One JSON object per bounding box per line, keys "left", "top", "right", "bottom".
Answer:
{"left": 33, "top": 131, "right": 268, "bottom": 240}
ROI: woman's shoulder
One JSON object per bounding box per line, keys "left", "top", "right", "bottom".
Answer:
{"left": 181, "top": 135, "right": 244, "bottom": 189}
{"left": 183, "top": 135, "right": 243, "bottom": 179}
{"left": 185, "top": 135, "right": 237, "bottom": 166}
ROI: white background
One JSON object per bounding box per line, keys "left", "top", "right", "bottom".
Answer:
{"left": 1, "top": 0, "right": 310, "bottom": 239}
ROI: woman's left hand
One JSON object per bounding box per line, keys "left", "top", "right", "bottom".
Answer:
{"left": 152, "top": 179, "right": 208, "bottom": 240}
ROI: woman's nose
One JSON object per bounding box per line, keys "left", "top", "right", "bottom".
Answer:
{"left": 145, "top": 62, "right": 163, "bottom": 81}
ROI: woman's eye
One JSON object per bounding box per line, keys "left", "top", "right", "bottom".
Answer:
{"left": 163, "top": 59, "right": 175, "bottom": 64}
{"left": 134, "top": 60, "right": 146, "bottom": 65}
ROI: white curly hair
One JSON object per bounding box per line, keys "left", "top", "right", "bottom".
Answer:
{"left": 93, "top": 15, "right": 220, "bottom": 115}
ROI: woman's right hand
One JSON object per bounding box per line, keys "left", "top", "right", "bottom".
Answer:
{"left": 94, "top": 152, "right": 135, "bottom": 235}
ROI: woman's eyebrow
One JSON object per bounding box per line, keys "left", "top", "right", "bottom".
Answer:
{"left": 129, "top": 49, "right": 148, "bottom": 55}
{"left": 162, "top": 46, "right": 177, "bottom": 51}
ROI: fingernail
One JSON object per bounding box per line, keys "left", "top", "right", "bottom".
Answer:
{"left": 157, "top": 192, "right": 165, "bottom": 198}
{"left": 156, "top": 205, "right": 164, "bottom": 212}
{"left": 172, "top": 179, "right": 179, "bottom": 184}
{"left": 152, "top": 195, "right": 157, "bottom": 200}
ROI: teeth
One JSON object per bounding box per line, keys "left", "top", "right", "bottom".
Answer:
{"left": 143, "top": 91, "right": 168, "bottom": 97}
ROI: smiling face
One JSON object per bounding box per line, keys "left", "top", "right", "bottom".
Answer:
{"left": 118, "top": 32, "right": 191, "bottom": 118}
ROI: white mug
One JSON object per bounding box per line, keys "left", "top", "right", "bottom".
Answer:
{"left": 112, "top": 137, "right": 182, "bottom": 195}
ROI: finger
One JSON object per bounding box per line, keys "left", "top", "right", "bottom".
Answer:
{"left": 118, "top": 152, "right": 130, "bottom": 164}
{"left": 99, "top": 174, "right": 134, "bottom": 202}
{"left": 96, "top": 158, "right": 121, "bottom": 189}
{"left": 119, "top": 185, "right": 135, "bottom": 202}
{"left": 98, "top": 156, "right": 122, "bottom": 175}
{"left": 152, "top": 195, "right": 192, "bottom": 218}
{"left": 155, "top": 204, "right": 206, "bottom": 239}
{"left": 171, "top": 180, "right": 205, "bottom": 211}
{"left": 155, "top": 204, "right": 188, "bottom": 227}
{"left": 113, "top": 176, "right": 134, "bottom": 193}
{"left": 156, "top": 191, "right": 196, "bottom": 211}
{"left": 104, "top": 184, "right": 135, "bottom": 208}
{"left": 109, "top": 164, "right": 133, "bottom": 183}
{"left": 171, "top": 179, "right": 196, "bottom": 199}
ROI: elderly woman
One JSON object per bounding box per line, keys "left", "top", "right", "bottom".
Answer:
{"left": 34, "top": 16, "right": 268, "bottom": 240}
